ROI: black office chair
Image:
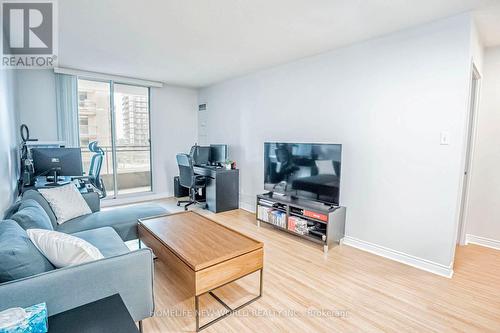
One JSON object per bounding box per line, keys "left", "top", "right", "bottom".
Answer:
{"left": 189, "top": 144, "right": 197, "bottom": 160}
{"left": 176, "top": 153, "right": 207, "bottom": 210}
{"left": 87, "top": 141, "right": 106, "bottom": 198}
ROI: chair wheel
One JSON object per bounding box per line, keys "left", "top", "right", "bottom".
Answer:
{"left": 184, "top": 206, "right": 188, "bottom": 211}
{"left": 177, "top": 202, "right": 180, "bottom": 206}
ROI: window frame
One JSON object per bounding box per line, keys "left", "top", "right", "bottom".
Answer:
{"left": 76, "top": 76, "right": 153, "bottom": 199}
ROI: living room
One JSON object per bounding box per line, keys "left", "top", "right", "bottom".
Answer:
{"left": 1, "top": 1, "right": 500, "bottom": 332}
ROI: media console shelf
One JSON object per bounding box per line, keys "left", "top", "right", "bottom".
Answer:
{"left": 256, "top": 193, "right": 346, "bottom": 253}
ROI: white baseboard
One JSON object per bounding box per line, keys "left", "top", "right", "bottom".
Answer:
{"left": 237, "top": 199, "right": 453, "bottom": 278}
{"left": 342, "top": 236, "right": 454, "bottom": 278}
{"left": 465, "top": 234, "right": 500, "bottom": 250}
{"left": 240, "top": 201, "right": 256, "bottom": 213}
{"left": 102, "top": 192, "right": 171, "bottom": 208}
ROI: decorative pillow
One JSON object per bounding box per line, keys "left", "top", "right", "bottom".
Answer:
{"left": 10, "top": 199, "right": 54, "bottom": 231}
{"left": 27, "top": 229, "right": 104, "bottom": 268}
{"left": 38, "top": 184, "right": 92, "bottom": 224}
{"left": 0, "top": 220, "right": 54, "bottom": 283}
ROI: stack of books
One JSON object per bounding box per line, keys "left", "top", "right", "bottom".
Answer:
{"left": 257, "top": 206, "right": 286, "bottom": 228}
{"left": 288, "top": 216, "right": 309, "bottom": 235}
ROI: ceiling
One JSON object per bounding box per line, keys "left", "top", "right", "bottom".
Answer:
{"left": 58, "top": 0, "right": 500, "bottom": 87}
{"left": 474, "top": 4, "right": 500, "bottom": 47}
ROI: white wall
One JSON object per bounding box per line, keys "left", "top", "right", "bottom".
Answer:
{"left": 198, "top": 14, "right": 475, "bottom": 271}
{"left": 470, "top": 21, "right": 484, "bottom": 74}
{"left": 466, "top": 46, "right": 500, "bottom": 243}
{"left": 15, "top": 70, "right": 198, "bottom": 197}
{"left": 150, "top": 85, "right": 198, "bottom": 196}
{"left": 0, "top": 69, "right": 19, "bottom": 216}
{"left": 16, "top": 70, "right": 58, "bottom": 140}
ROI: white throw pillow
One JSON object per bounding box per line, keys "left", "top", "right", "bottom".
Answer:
{"left": 38, "top": 184, "right": 92, "bottom": 224}
{"left": 27, "top": 229, "right": 104, "bottom": 268}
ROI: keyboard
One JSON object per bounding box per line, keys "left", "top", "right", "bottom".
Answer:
{"left": 197, "top": 164, "right": 224, "bottom": 170}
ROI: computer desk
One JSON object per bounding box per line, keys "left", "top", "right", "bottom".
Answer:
{"left": 193, "top": 165, "right": 239, "bottom": 213}
{"left": 23, "top": 176, "right": 89, "bottom": 194}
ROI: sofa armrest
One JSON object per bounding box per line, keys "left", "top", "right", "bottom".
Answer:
{"left": 82, "top": 192, "right": 100, "bottom": 212}
{"left": 0, "top": 249, "right": 154, "bottom": 322}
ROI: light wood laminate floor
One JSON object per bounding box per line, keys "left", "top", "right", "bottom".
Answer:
{"left": 133, "top": 199, "right": 500, "bottom": 333}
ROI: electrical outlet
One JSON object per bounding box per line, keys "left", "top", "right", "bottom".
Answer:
{"left": 440, "top": 131, "right": 450, "bottom": 145}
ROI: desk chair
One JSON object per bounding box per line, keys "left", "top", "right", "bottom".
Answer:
{"left": 87, "top": 141, "right": 106, "bottom": 198}
{"left": 176, "top": 153, "right": 207, "bottom": 211}
{"left": 189, "top": 144, "right": 197, "bottom": 159}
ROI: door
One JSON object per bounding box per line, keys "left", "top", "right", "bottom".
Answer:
{"left": 77, "top": 79, "right": 152, "bottom": 198}
{"left": 113, "top": 83, "right": 152, "bottom": 196}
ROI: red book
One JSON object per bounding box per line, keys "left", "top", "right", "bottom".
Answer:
{"left": 303, "top": 210, "right": 328, "bottom": 222}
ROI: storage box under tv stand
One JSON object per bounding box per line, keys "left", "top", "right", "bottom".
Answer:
{"left": 256, "top": 193, "right": 346, "bottom": 253}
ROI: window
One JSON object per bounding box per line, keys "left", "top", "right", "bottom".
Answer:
{"left": 77, "top": 79, "right": 152, "bottom": 198}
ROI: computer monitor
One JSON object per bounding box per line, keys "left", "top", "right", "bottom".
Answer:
{"left": 32, "top": 148, "right": 83, "bottom": 180}
{"left": 210, "top": 144, "right": 228, "bottom": 164}
{"left": 192, "top": 146, "right": 211, "bottom": 165}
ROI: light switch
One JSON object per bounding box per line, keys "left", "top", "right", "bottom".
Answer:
{"left": 440, "top": 131, "right": 450, "bottom": 145}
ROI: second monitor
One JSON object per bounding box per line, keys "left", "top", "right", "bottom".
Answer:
{"left": 192, "top": 144, "right": 228, "bottom": 166}
{"left": 192, "top": 146, "right": 211, "bottom": 165}
{"left": 210, "top": 144, "right": 228, "bottom": 165}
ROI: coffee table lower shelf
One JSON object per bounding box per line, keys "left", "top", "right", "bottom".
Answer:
{"left": 195, "top": 268, "right": 263, "bottom": 332}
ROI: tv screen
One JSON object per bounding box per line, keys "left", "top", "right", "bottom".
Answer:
{"left": 264, "top": 142, "right": 342, "bottom": 205}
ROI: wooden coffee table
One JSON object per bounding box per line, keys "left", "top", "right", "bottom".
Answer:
{"left": 138, "top": 212, "right": 264, "bottom": 331}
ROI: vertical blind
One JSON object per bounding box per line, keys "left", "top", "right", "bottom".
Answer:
{"left": 55, "top": 73, "right": 80, "bottom": 147}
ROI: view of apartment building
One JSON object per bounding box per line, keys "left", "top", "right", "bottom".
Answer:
{"left": 121, "top": 95, "right": 149, "bottom": 146}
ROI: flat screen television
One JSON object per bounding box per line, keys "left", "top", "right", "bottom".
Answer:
{"left": 264, "top": 142, "right": 342, "bottom": 205}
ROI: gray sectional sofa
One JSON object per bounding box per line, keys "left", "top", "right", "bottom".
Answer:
{"left": 0, "top": 190, "right": 168, "bottom": 325}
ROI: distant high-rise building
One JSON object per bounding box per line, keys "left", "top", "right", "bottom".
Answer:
{"left": 78, "top": 87, "right": 110, "bottom": 147}
{"left": 121, "top": 95, "right": 149, "bottom": 146}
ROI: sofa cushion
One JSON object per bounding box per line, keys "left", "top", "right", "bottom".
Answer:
{"left": 81, "top": 192, "right": 100, "bottom": 213}
{"left": 3, "top": 201, "right": 21, "bottom": 220}
{"left": 56, "top": 203, "right": 168, "bottom": 241}
{"left": 22, "top": 190, "right": 58, "bottom": 229}
{"left": 71, "top": 227, "right": 130, "bottom": 257}
{"left": 10, "top": 200, "right": 54, "bottom": 231}
{"left": 0, "top": 220, "right": 55, "bottom": 283}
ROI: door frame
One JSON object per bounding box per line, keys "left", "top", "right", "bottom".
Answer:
{"left": 457, "top": 64, "right": 481, "bottom": 246}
